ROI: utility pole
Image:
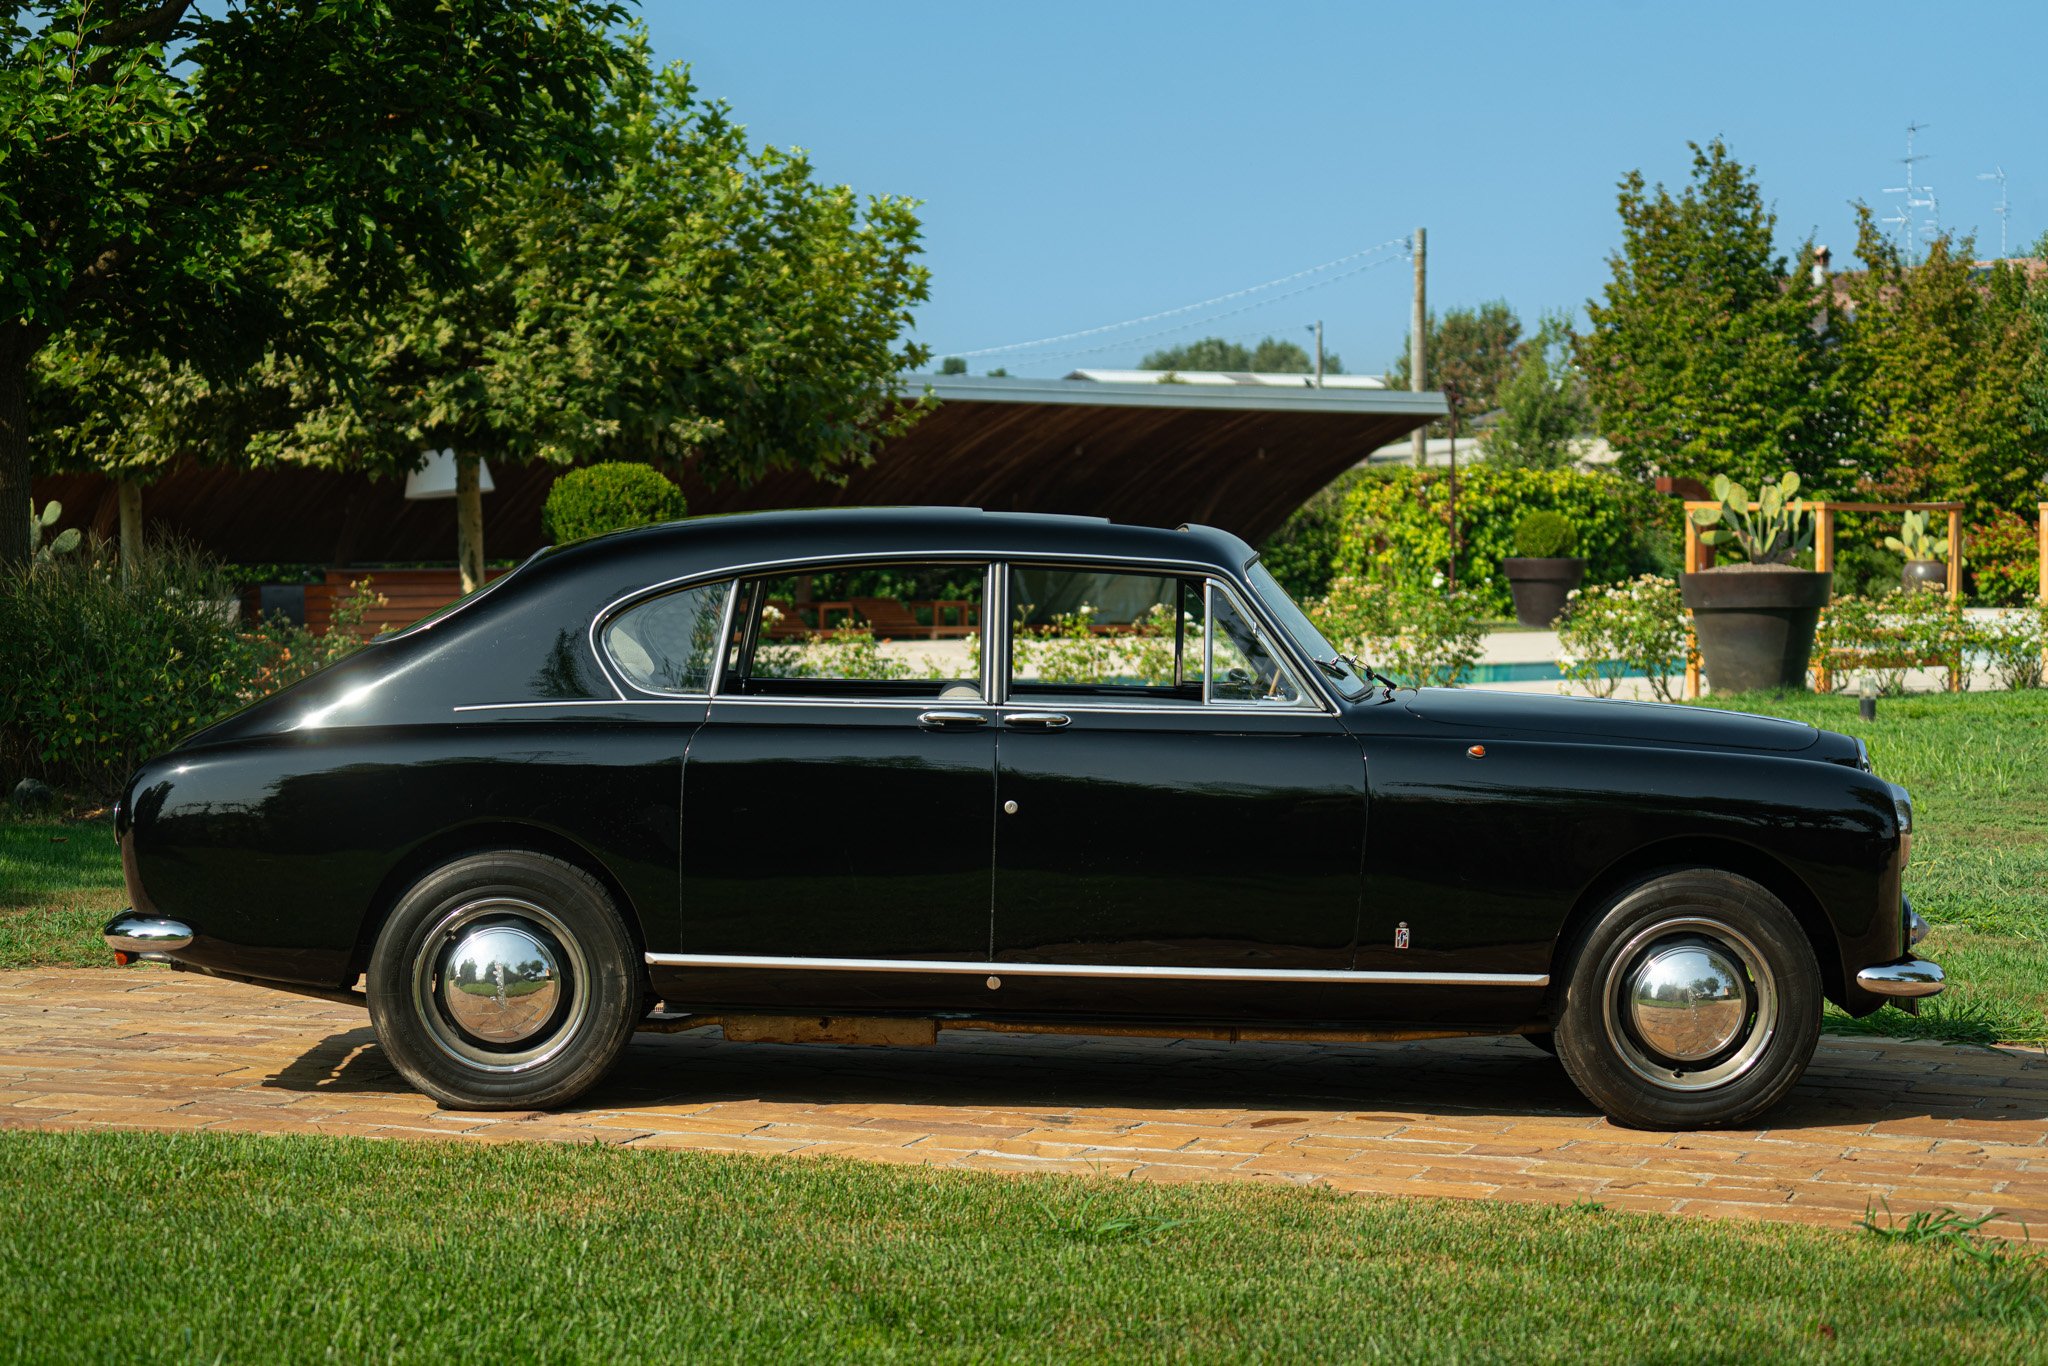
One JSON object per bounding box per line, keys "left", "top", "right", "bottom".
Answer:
{"left": 1313, "top": 320, "right": 1325, "bottom": 388}
{"left": 1410, "top": 228, "right": 1427, "bottom": 467}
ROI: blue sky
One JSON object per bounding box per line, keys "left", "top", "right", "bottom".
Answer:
{"left": 648, "top": 1, "right": 2048, "bottom": 378}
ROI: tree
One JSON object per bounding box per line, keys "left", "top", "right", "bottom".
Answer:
{"left": 1835, "top": 209, "right": 2043, "bottom": 520}
{"left": 1140, "top": 335, "right": 1342, "bottom": 374}
{"left": 0, "top": 0, "right": 627, "bottom": 565}
{"left": 1384, "top": 300, "right": 1524, "bottom": 433}
{"left": 1577, "top": 140, "right": 1844, "bottom": 489}
{"left": 1480, "top": 314, "right": 1594, "bottom": 468}
{"left": 246, "top": 56, "right": 931, "bottom": 588}
{"left": 939, "top": 356, "right": 968, "bottom": 374}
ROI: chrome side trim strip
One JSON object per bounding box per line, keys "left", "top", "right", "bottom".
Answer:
{"left": 644, "top": 951, "right": 1547, "bottom": 987}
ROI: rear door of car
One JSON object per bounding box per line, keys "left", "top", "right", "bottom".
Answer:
{"left": 666, "top": 559, "right": 999, "bottom": 1008}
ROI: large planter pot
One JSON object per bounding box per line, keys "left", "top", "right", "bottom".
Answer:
{"left": 1502, "top": 557, "right": 1588, "bottom": 627}
{"left": 1902, "top": 560, "right": 1947, "bottom": 593}
{"left": 1680, "top": 568, "right": 1833, "bottom": 694}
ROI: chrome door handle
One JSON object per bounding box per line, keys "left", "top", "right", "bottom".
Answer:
{"left": 1004, "top": 711, "right": 1071, "bottom": 729}
{"left": 918, "top": 710, "right": 988, "bottom": 729}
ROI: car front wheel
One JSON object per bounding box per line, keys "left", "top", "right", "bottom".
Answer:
{"left": 368, "top": 851, "right": 641, "bottom": 1110}
{"left": 1553, "top": 869, "right": 1821, "bottom": 1130}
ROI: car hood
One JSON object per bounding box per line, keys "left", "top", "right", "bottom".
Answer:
{"left": 1398, "top": 688, "right": 1821, "bottom": 754}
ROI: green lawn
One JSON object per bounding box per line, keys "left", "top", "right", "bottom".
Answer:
{"left": 1702, "top": 690, "right": 2048, "bottom": 1046}
{"left": 0, "top": 813, "right": 122, "bottom": 969}
{"left": 1, "top": 1129, "right": 2041, "bottom": 1362}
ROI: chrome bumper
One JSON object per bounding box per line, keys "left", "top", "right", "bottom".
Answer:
{"left": 1855, "top": 956, "right": 1945, "bottom": 1000}
{"left": 104, "top": 911, "right": 193, "bottom": 963}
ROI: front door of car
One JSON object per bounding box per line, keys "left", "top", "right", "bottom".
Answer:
{"left": 990, "top": 567, "right": 1366, "bottom": 999}
{"left": 675, "top": 562, "right": 997, "bottom": 978}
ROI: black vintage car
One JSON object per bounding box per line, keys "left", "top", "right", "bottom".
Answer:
{"left": 105, "top": 509, "right": 1942, "bottom": 1128}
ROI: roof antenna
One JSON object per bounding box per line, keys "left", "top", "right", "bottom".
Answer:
{"left": 1881, "top": 122, "right": 1937, "bottom": 258}
{"left": 1978, "top": 166, "right": 2010, "bottom": 259}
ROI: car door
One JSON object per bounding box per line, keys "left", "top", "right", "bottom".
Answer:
{"left": 674, "top": 561, "right": 998, "bottom": 978}
{"left": 990, "top": 565, "right": 1366, "bottom": 1004}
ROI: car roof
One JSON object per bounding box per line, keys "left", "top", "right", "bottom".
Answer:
{"left": 533, "top": 506, "right": 1258, "bottom": 577}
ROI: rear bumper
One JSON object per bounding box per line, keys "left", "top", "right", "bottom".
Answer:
{"left": 104, "top": 912, "right": 192, "bottom": 964}
{"left": 1854, "top": 956, "right": 1945, "bottom": 1000}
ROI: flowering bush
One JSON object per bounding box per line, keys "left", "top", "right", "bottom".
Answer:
{"left": 753, "top": 607, "right": 915, "bottom": 681}
{"left": 1308, "top": 573, "right": 1485, "bottom": 688}
{"left": 1016, "top": 603, "right": 1183, "bottom": 685}
{"left": 1553, "top": 574, "right": 1691, "bottom": 702}
{"left": 1975, "top": 606, "right": 2045, "bottom": 691}
{"left": 1814, "top": 591, "right": 1969, "bottom": 695}
{"left": 1966, "top": 512, "right": 2038, "bottom": 605}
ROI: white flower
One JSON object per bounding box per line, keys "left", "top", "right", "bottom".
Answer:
{"left": 1431, "top": 573, "right": 1446, "bottom": 590}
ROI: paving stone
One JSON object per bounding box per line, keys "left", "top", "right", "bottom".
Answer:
{"left": 4, "top": 967, "right": 2047, "bottom": 1239}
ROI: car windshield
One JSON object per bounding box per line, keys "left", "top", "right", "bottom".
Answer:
{"left": 1246, "top": 560, "right": 1370, "bottom": 702}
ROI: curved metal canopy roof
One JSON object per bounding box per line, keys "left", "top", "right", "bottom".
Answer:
{"left": 35, "top": 374, "right": 1445, "bottom": 564}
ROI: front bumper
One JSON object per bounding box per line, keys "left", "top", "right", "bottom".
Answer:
{"left": 1855, "top": 956, "right": 1945, "bottom": 1000}
{"left": 104, "top": 911, "right": 192, "bottom": 965}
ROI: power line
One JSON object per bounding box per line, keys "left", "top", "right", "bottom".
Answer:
{"left": 946, "top": 236, "right": 1410, "bottom": 358}
{"left": 974, "top": 249, "right": 1409, "bottom": 366}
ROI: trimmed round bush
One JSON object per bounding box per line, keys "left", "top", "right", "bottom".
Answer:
{"left": 542, "top": 463, "right": 688, "bottom": 544}
{"left": 1513, "top": 509, "right": 1579, "bottom": 559}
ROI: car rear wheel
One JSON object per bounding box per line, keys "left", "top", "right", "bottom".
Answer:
{"left": 1553, "top": 869, "right": 1821, "bottom": 1130}
{"left": 368, "top": 851, "right": 640, "bottom": 1110}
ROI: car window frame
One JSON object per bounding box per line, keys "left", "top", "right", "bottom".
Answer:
{"left": 714, "top": 557, "right": 998, "bottom": 705}
{"left": 996, "top": 559, "right": 1332, "bottom": 716}
{"left": 595, "top": 576, "right": 741, "bottom": 700}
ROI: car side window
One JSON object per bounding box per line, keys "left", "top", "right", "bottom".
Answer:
{"left": 1205, "top": 582, "right": 1307, "bottom": 706}
{"left": 603, "top": 580, "right": 734, "bottom": 695}
{"left": 721, "top": 563, "right": 986, "bottom": 701}
{"left": 1007, "top": 567, "right": 1204, "bottom": 703}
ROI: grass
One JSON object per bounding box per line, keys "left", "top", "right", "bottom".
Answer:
{"left": 1700, "top": 689, "right": 2048, "bottom": 1046}
{"left": 1, "top": 1129, "right": 2042, "bottom": 1362}
{"left": 0, "top": 813, "right": 121, "bottom": 969}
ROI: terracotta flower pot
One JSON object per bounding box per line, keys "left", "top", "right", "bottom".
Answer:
{"left": 1502, "top": 557, "right": 1588, "bottom": 628}
{"left": 1679, "top": 568, "right": 1833, "bottom": 694}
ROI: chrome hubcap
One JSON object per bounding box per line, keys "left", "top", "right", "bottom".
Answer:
{"left": 1602, "top": 918, "right": 1778, "bottom": 1093}
{"left": 438, "top": 924, "right": 563, "bottom": 1044}
{"left": 412, "top": 898, "right": 590, "bottom": 1072}
{"left": 1627, "top": 943, "right": 1748, "bottom": 1061}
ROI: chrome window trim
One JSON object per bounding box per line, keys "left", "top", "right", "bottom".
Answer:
{"left": 644, "top": 951, "right": 1547, "bottom": 988}
{"left": 574, "top": 547, "right": 1336, "bottom": 711}
{"left": 589, "top": 577, "right": 738, "bottom": 702}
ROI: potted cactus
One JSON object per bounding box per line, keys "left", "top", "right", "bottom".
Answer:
{"left": 1501, "top": 509, "right": 1587, "bottom": 627}
{"left": 1682, "top": 473, "right": 1832, "bottom": 693}
{"left": 1882, "top": 511, "right": 1950, "bottom": 593}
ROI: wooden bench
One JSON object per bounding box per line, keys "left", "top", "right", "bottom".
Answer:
{"left": 303, "top": 568, "right": 509, "bottom": 638}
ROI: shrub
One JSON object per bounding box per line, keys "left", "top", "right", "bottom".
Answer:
{"left": 1258, "top": 472, "right": 1364, "bottom": 603}
{"left": 1333, "top": 466, "right": 1670, "bottom": 618}
{"left": 541, "top": 463, "right": 687, "bottom": 544}
{"left": 1815, "top": 591, "right": 1970, "bottom": 695}
{"left": 1512, "top": 509, "right": 1579, "bottom": 559}
{"left": 1554, "top": 574, "right": 1691, "bottom": 702}
{"left": 1966, "top": 512, "right": 2038, "bottom": 606}
{"left": 1974, "top": 606, "right": 2045, "bottom": 691}
{"left": 1308, "top": 573, "right": 1485, "bottom": 688}
{"left": 0, "top": 546, "right": 378, "bottom": 799}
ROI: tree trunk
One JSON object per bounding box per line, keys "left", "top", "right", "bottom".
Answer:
{"left": 455, "top": 451, "right": 484, "bottom": 594}
{"left": 117, "top": 479, "right": 144, "bottom": 578}
{"left": 0, "top": 347, "right": 34, "bottom": 568}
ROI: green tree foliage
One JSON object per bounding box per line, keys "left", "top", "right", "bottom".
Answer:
{"left": 1256, "top": 470, "right": 1367, "bottom": 602}
{"left": 0, "top": 0, "right": 628, "bottom": 565}
{"left": 1577, "top": 140, "right": 1844, "bottom": 490}
{"left": 542, "top": 463, "right": 689, "bottom": 544}
{"left": 1480, "top": 314, "right": 1593, "bottom": 467}
{"left": 1140, "top": 336, "right": 1342, "bottom": 374}
{"left": 1333, "top": 467, "right": 1671, "bottom": 618}
{"left": 939, "top": 356, "right": 968, "bottom": 375}
{"left": 252, "top": 55, "right": 931, "bottom": 497}
{"left": 1835, "top": 209, "right": 2045, "bottom": 520}
{"left": 1384, "top": 300, "right": 1524, "bottom": 430}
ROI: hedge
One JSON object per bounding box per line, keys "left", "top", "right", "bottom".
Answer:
{"left": 542, "top": 463, "right": 688, "bottom": 544}
{"left": 1333, "top": 467, "right": 1676, "bottom": 618}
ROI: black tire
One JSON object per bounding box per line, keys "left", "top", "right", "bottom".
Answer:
{"left": 367, "top": 851, "right": 640, "bottom": 1110}
{"left": 1553, "top": 869, "right": 1821, "bottom": 1130}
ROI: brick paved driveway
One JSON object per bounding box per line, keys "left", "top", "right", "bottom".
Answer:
{"left": 5, "top": 968, "right": 2046, "bottom": 1237}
